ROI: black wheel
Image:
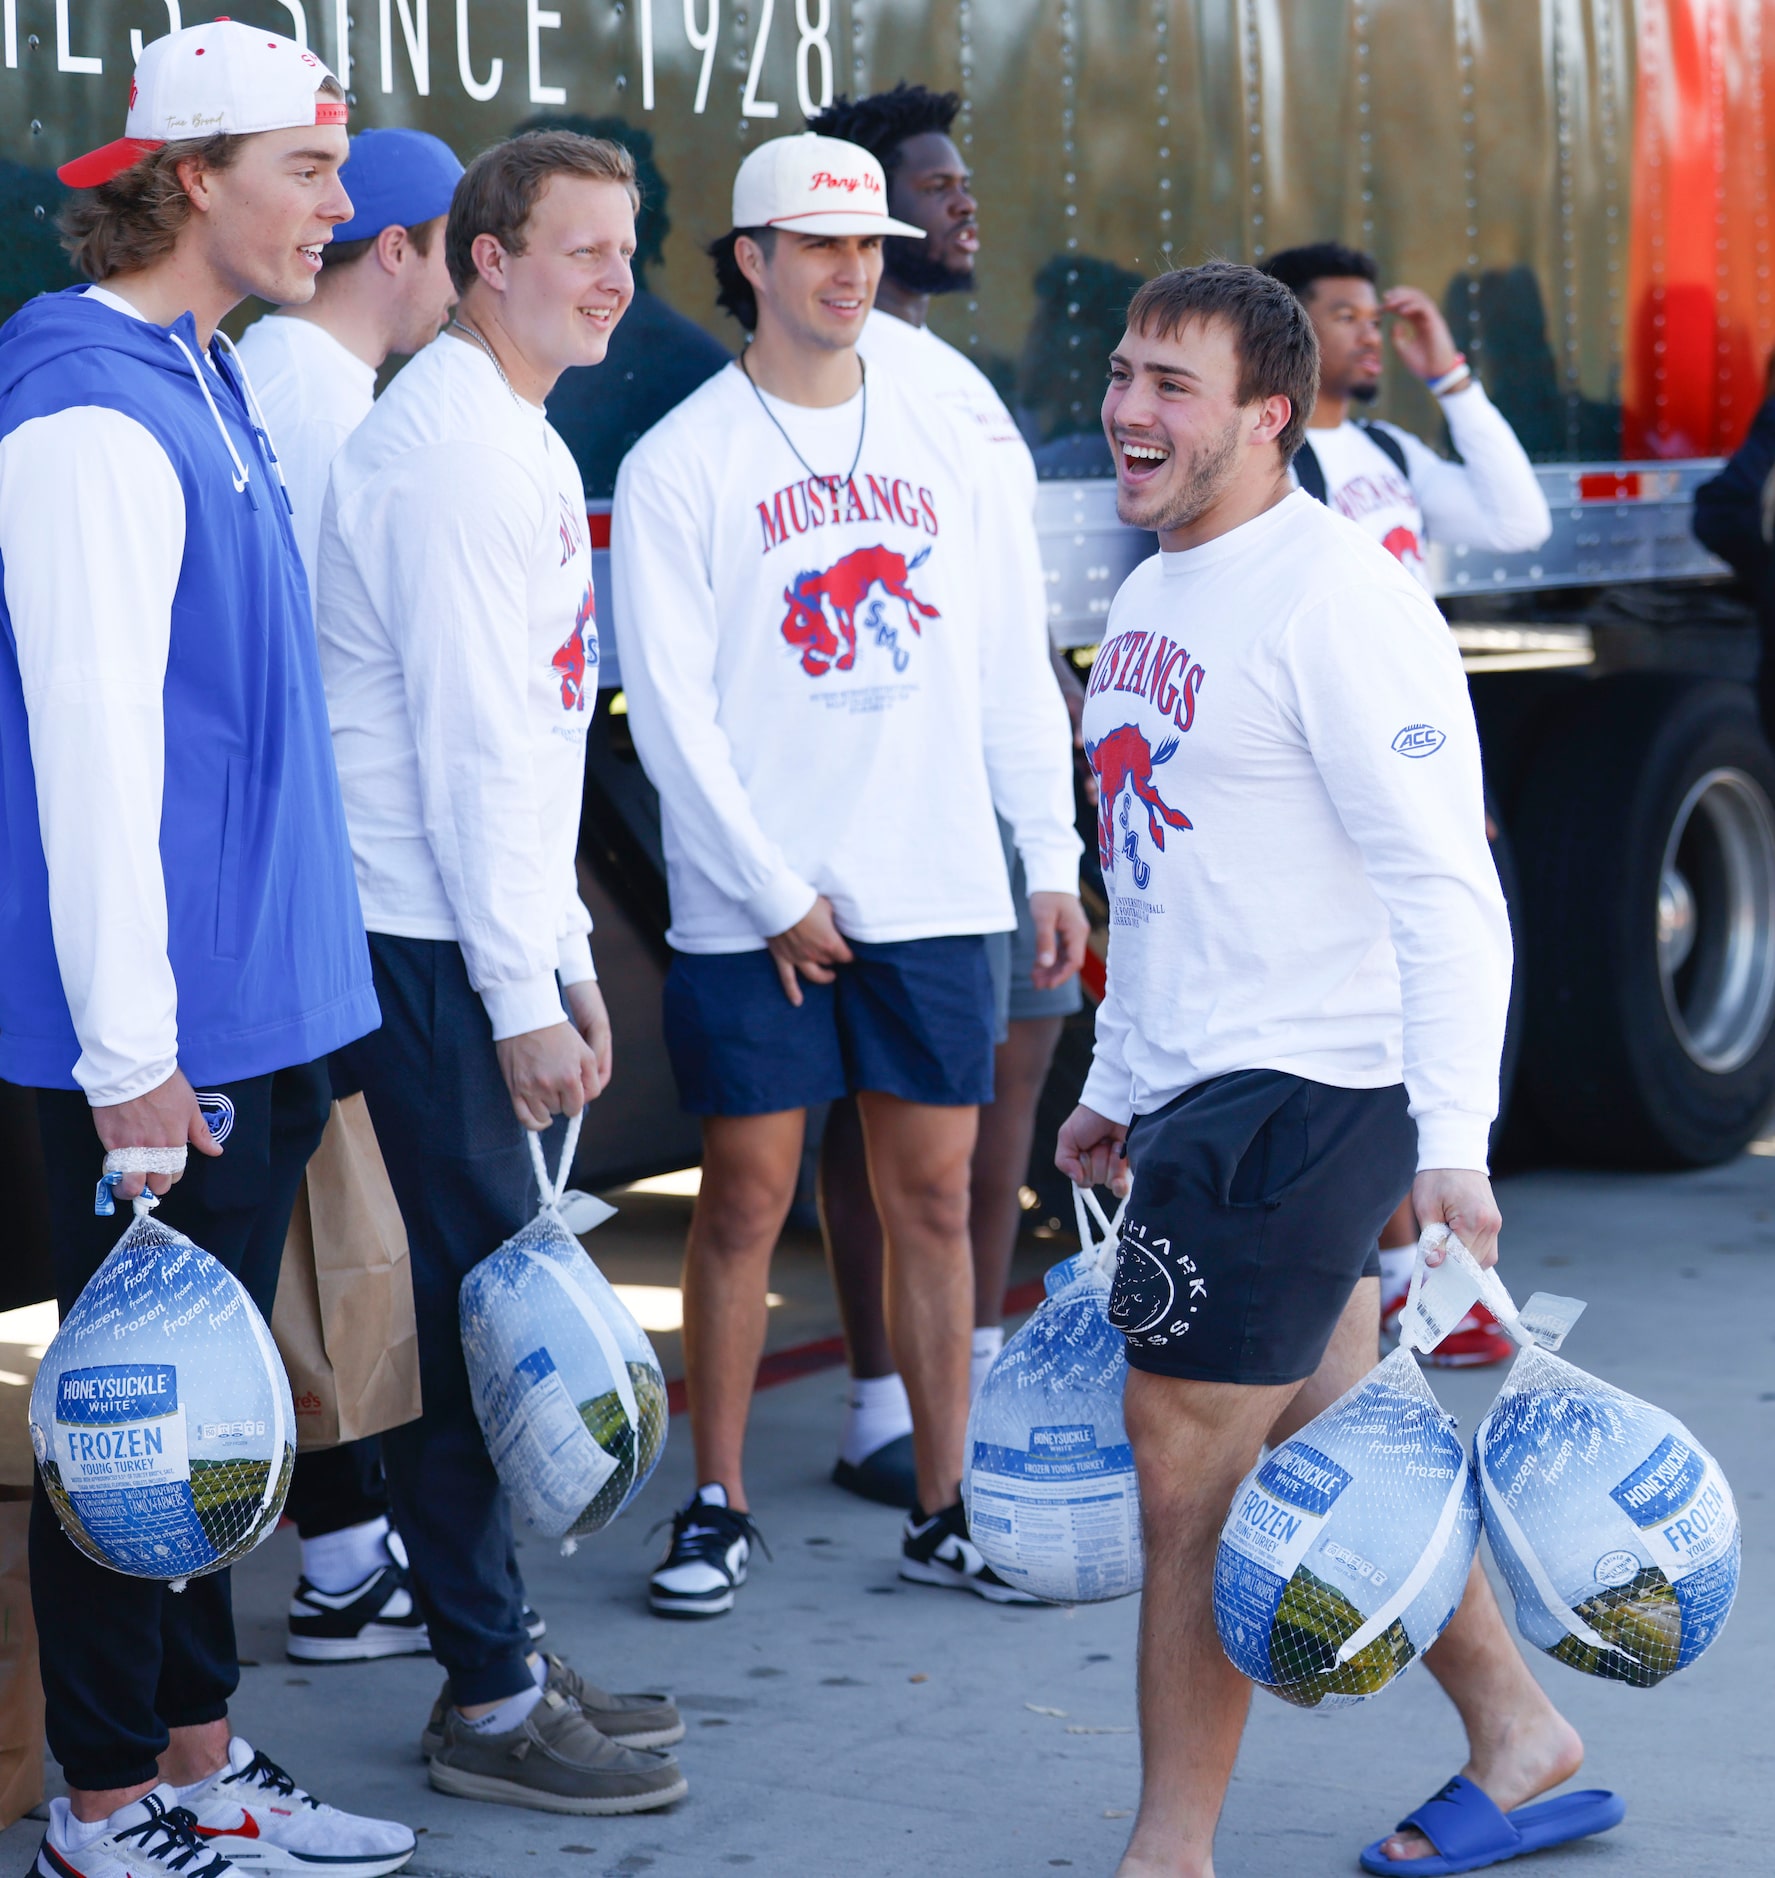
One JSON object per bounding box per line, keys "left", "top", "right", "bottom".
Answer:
{"left": 1486, "top": 800, "right": 1526, "bottom": 1159}
{"left": 1514, "top": 675, "right": 1775, "bottom": 1165}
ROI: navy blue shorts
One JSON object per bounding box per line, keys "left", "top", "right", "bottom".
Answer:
{"left": 663, "top": 936, "right": 997, "bottom": 1116}
{"left": 1109, "top": 1070, "right": 1416, "bottom": 1386}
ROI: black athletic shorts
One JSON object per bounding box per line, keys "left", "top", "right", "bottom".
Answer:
{"left": 1108, "top": 1069, "right": 1416, "bottom": 1386}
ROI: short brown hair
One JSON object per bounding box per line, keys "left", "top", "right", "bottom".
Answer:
{"left": 1125, "top": 261, "right": 1320, "bottom": 461}
{"left": 446, "top": 130, "right": 638, "bottom": 294}
{"left": 59, "top": 76, "right": 345, "bottom": 282}
{"left": 321, "top": 212, "right": 442, "bottom": 271}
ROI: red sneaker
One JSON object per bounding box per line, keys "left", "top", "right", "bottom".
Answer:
{"left": 1418, "top": 1302, "right": 1516, "bottom": 1368}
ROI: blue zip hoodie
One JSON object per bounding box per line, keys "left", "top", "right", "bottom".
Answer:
{"left": 0, "top": 287, "right": 379, "bottom": 1090}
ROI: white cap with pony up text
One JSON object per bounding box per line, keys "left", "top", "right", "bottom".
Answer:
{"left": 731, "top": 133, "right": 926, "bottom": 238}
{"left": 57, "top": 19, "right": 345, "bottom": 189}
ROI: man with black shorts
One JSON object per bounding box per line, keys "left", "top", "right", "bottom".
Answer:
{"left": 614, "top": 132, "right": 1084, "bottom": 1617}
{"left": 1057, "top": 263, "right": 1596, "bottom": 1875}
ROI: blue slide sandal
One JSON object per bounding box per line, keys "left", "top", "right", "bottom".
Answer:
{"left": 1359, "top": 1775, "right": 1625, "bottom": 1874}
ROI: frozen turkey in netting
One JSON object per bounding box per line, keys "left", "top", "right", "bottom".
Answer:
{"left": 962, "top": 1189, "right": 1141, "bottom": 1603}
{"left": 460, "top": 1120, "right": 666, "bottom": 1544}
{"left": 1476, "top": 1343, "right": 1738, "bottom": 1687}
{"left": 30, "top": 1208, "right": 294, "bottom": 1582}
{"left": 1214, "top": 1345, "right": 1478, "bottom": 1710}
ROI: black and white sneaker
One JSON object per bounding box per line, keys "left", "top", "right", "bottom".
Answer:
{"left": 648, "top": 1484, "right": 768, "bottom": 1619}
{"left": 523, "top": 1603, "right": 547, "bottom": 1642}
{"left": 288, "top": 1561, "right": 429, "bottom": 1663}
{"left": 899, "top": 1501, "right": 1039, "bottom": 1603}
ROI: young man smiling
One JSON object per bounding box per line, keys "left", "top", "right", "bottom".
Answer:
{"left": 316, "top": 131, "right": 686, "bottom": 1815}
{"left": 0, "top": 22, "right": 412, "bottom": 1878}
{"left": 805, "top": 85, "right": 1087, "bottom": 1510}
{"left": 614, "top": 133, "right": 1084, "bottom": 1618}
{"left": 1056, "top": 263, "right": 1610, "bottom": 1877}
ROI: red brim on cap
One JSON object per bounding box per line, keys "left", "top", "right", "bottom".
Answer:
{"left": 58, "top": 138, "right": 165, "bottom": 188}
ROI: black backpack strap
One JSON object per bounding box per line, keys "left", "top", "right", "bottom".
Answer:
{"left": 1292, "top": 438, "right": 1327, "bottom": 503}
{"left": 1357, "top": 419, "right": 1411, "bottom": 482}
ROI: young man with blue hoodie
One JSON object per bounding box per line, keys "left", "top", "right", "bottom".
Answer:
{"left": 0, "top": 23, "right": 413, "bottom": 1878}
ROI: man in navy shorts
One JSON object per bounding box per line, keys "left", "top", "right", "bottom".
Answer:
{"left": 1058, "top": 264, "right": 1593, "bottom": 1875}
{"left": 613, "top": 132, "right": 1085, "bottom": 1616}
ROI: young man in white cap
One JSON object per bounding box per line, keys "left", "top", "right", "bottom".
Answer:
{"left": 807, "top": 84, "right": 1088, "bottom": 1508}
{"left": 317, "top": 130, "right": 686, "bottom": 1815}
{"left": 0, "top": 22, "right": 414, "bottom": 1878}
{"left": 239, "top": 122, "right": 462, "bottom": 1670}
{"left": 614, "top": 133, "right": 1085, "bottom": 1618}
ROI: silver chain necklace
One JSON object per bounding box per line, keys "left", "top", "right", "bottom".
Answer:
{"left": 450, "top": 317, "right": 520, "bottom": 404}
{"left": 740, "top": 347, "right": 868, "bottom": 486}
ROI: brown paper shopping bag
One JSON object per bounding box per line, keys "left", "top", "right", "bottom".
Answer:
{"left": 273, "top": 1096, "right": 421, "bottom": 1451}
{"left": 0, "top": 1494, "right": 43, "bottom": 1828}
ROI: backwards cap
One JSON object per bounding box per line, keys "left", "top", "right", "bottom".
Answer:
{"left": 731, "top": 133, "right": 925, "bottom": 239}
{"left": 58, "top": 20, "right": 345, "bottom": 190}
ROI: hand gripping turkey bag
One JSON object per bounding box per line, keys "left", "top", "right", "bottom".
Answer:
{"left": 1468, "top": 1253, "right": 1739, "bottom": 1689}
{"left": 1213, "top": 1244, "right": 1480, "bottom": 1710}
{"left": 30, "top": 1154, "right": 294, "bottom": 1587}
{"left": 460, "top": 1115, "right": 667, "bottom": 1546}
{"left": 962, "top": 1188, "right": 1142, "bottom": 1603}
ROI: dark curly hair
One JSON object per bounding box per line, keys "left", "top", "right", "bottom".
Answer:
{"left": 707, "top": 226, "right": 776, "bottom": 331}
{"left": 1261, "top": 241, "right": 1379, "bottom": 304}
{"left": 806, "top": 83, "right": 960, "bottom": 180}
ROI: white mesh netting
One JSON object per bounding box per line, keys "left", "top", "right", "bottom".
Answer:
{"left": 30, "top": 1208, "right": 294, "bottom": 1582}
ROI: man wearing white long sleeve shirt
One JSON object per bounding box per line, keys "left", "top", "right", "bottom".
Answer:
{"left": 615, "top": 134, "right": 1085, "bottom": 1618}
{"left": 316, "top": 129, "right": 687, "bottom": 1816}
{"left": 1262, "top": 241, "right": 1552, "bottom": 583}
{"left": 1056, "top": 263, "right": 1596, "bottom": 1878}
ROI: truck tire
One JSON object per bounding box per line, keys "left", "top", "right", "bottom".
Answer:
{"left": 1514, "top": 674, "right": 1775, "bottom": 1165}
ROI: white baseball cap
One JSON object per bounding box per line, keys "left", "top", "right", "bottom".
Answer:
{"left": 58, "top": 19, "right": 345, "bottom": 189}
{"left": 731, "top": 133, "right": 925, "bottom": 239}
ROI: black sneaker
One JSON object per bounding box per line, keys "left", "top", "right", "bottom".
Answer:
{"left": 899, "top": 1501, "right": 1039, "bottom": 1603}
{"left": 523, "top": 1604, "right": 547, "bottom": 1642}
{"left": 288, "top": 1562, "right": 430, "bottom": 1663}
{"left": 647, "top": 1485, "right": 768, "bottom": 1619}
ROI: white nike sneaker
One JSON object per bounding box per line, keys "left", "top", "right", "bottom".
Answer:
{"left": 179, "top": 1738, "right": 414, "bottom": 1877}
{"left": 36, "top": 1788, "right": 237, "bottom": 1877}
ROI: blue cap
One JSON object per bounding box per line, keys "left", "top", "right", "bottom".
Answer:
{"left": 334, "top": 128, "right": 464, "bottom": 243}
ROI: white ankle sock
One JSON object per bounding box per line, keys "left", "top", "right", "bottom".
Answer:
{"left": 839, "top": 1373, "right": 912, "bottom": 1468}
{"left": 48, "top": 1800, "right": 113, "bottom": 1852}
{"left": 969, "top": 1326, "right": 1004, "bottom": 1401}
{"left": 1377, "top": 1246, "right": 1414, "bottom": 1305}
{"left": 301, "top": 1515, "right": 392, "bottom": 1594}
{"left": 457, "top": 1682, "right": 543, "bottom": 1735}
{"left": 530, "top": 1652, "right": 548, "bottom": 1688}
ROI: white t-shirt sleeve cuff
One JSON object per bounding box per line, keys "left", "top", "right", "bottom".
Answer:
{"left": 1079, "top": 1062, "right": 1136, "bottom": 1128}
{"left": 744, "top": 871, "right": 820, "bottom": 941}
{"left": 1413, "top": 1110, "right": 1494, "bottom": 1176}
{"left": 1021, "top": 846, "right": 1084, "bottom": 898}
{"left": 78, "top": 1051, "right": 181, "bottom": 1110}
{"left": 557, "top": 932, "right": 596, "bottom": 986}
{"left": 480, "top": 971, "right": 567, "bottom": 1042}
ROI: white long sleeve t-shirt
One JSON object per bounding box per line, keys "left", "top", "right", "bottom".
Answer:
{"left": 316, "top": 334, "right": 597, "bottom": 1040}
{"left": 611, "top": 360, "right": 1079, "bottom": 953}
{"left": 1079, "top": 491, "right": 1511, "bottom": 1172}
{"left": 1296, "top": 381, "right": 1551, "bottom": 586}
{"left": 234, "top": 313, "right": 376, "bottom": 595}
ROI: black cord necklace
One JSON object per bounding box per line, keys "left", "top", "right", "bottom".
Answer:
{"left": 739, "top": 347, "right": 868, "bottom": 486}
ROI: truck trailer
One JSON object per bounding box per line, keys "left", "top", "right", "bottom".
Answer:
{"left": 7, "top": 0, "right": 1775, "bottom": 1195}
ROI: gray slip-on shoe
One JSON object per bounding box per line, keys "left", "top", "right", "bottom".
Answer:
{"left": 427, "top": 1690, "right": 688, "bottom": 1816}
{"left": 419, "top": 1655, "right": 684, "bottom": 1758}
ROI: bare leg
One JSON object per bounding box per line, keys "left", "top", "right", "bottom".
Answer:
{"left": 1270, "top": 1283, "right": 1585, "bottom": 1865}
{"left": 818, "top": 1096, "right": 895, "bottom": 1378}
{"left": 969, "top": 1016, "right": 1065, "bottom": 1326}
{"left": 1379, "top": 1195, "right": 1417, "bottom": 1250}
{"left": 680, "top": 1110, "right": 806, "bottom": 1512}
{"left": 1117, "top": 1366, "right": 1301, "bottom": 1878}
{"left": 854, "top": 1092, "right": 977, "bottom": 1513}
{"left": 69, "top": 1719, "right": 232, "bottom": 1823}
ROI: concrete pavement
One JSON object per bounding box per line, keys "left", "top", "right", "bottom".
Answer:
{"left": 4, "top": 1153, "right": 1770, "bottom": 1875}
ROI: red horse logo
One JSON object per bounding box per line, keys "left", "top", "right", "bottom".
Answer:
{"left": 1382, "top": 524, "right": 1424, "bottom": 568}
{"left": 780, "top": 544, "right": 940, "bottom": 677}
{"left": 551, "top": 583, "right": 597, "bottom": 710}
{"left": 1086, "top": 723, "right": 1192, "bottom": 889}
